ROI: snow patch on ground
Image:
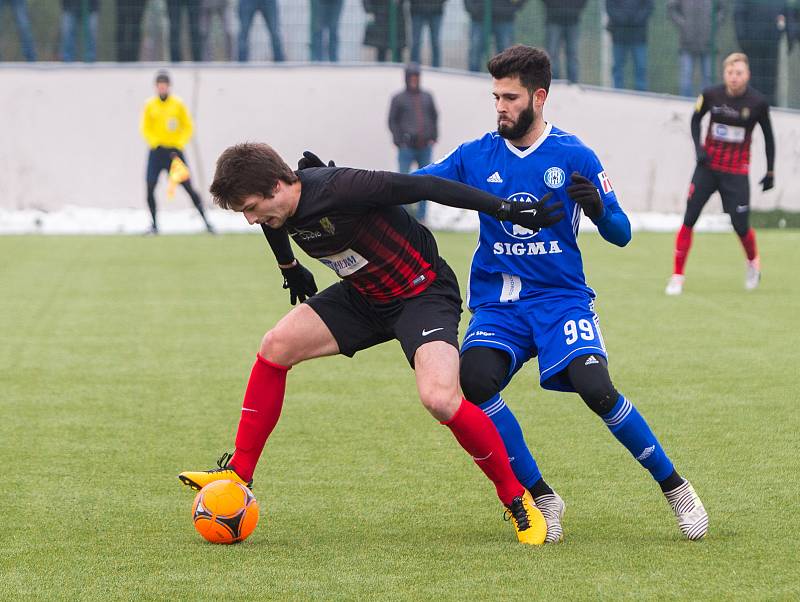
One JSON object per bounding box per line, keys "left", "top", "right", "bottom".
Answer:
{"left": 0, "top": 206, "right": 734, "bottom": 235}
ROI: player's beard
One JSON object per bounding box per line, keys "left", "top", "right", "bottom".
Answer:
{"left": 498, "top": 100, "right": 535, "bottom": 141}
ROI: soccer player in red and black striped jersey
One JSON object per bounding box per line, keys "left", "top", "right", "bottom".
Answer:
{"left": 666, "top": 52, "right": 775, "bottom": 295}
{"left": 178, "top": 142, "right": 566, "bottom": 544}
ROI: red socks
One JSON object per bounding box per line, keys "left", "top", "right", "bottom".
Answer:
{"left": 740, "top": 228, "right": 759, "bottom": 262}
{"left": 673, "top": 224, "right": 693, "bottom": 275}
{"left": 229, "top": 355, "right": 290, "bottom": 482}
{"left": 442, "top": 399, "right": 525, "bottom": 506}
{"left": 228, "top": 364, "right": 524, "bottom": 505}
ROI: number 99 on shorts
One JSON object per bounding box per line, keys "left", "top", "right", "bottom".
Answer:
{"left": 563, "top": 319, "right": 596, "bottom": 345}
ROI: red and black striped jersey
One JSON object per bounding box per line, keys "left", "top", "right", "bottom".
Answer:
{"left": 283, "top": 168, "right": 439, "bottom": 303}
{"left": 693, "top": 84, "right": 773, "bottom": 175}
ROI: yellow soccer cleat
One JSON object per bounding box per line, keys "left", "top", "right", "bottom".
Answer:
{"left": 178, "top": 452, "right": 252, "bottom": 491}
{"left": 504, "top": 490, "right": 548, "bottom": 545}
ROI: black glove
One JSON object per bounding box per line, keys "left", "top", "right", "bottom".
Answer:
{"left": 297, "top": 151, "right": 335, "bottom": 170}
{"left": 566, "top": 172, "right": 605, "bottom": 221}
{"left": 495, "top": 191, "right": 564, "bottom": 231}
{"left": 760, "top": 172, "right": 774, "bottom": 191}
{"left": 280, "top": 262, "right": 318, "bottom": 305}
{"left": 696, "top": 148, "right": 708, "bottom": 166}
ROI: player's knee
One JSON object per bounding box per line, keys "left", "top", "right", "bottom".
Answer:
{"left": 418, "top": 385, "right": 460, "bottom": 421}
{"left": 732, "top": 219, "right": 749, "bottom": 238}
{"left": 259, "top": 328, "right": 296, "bottom": 366}
{"left": 567, "top": 356, "right": 619, "bottom": 416}
{"left": 459, "top": 347, "right": 508, "bottom": 404}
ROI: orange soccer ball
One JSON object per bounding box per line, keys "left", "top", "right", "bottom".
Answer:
{"left": 192, "top": 480, "right": 260, "bottom": 544}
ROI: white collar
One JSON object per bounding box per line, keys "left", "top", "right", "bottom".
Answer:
{"left": 503, "top": 122, "right": 552, "bottom": 158}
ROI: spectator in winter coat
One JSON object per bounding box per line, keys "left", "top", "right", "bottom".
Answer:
{"left": 0, "top": 0, "right": 36, "bottom": 61}
{"left": 388, "top": 63, "right": 438, "bottom": 220}
{"left": 465, "top": 0, "right": 528, "bottom": 72}
{"left": 734, "top": 0, "right": 786, "bottom": 105}
{"left": 311, "top": 0, "right": 344, "bottom": 61}
{"left": 410, "top": 0, "right": 447, "bottom": 67}
{"left": 364, "top": 0, "right": 407, "bottom": 62}
{"left": 668, "top": 0, "right": 727, "bottom": 97}
{"left": 61, "top": 0, "right": 98, "bottom": 62}
{"left": 606, "top": 0, "right": 654, "bottom": 91}
{"left": 541, "top": 0, "right": 587, "bottom": 83}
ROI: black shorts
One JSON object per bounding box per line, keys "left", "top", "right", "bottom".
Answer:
{"left": 684, "top": 165, "right": 750, "bottom": 236}
{"left": 305, "top": 258, "right": 462, "bottom": 367}
{"left": 147, "top": 147, "right": 187, "bottom": 183}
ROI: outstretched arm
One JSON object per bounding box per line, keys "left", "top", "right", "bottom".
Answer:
{"left": 298, "top": 161, "right": 564, "bottom": 230}
{"left": 385, "top": 172, "right": 565, "bottom": 230}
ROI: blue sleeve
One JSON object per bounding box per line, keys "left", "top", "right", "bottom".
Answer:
{"left": 578, "top": 149, "right": 632, "bottom": 247}
{"left": 413, "top": 145, "right": 465, "bottom": 181}
{"left": 595, "top": 204, "right": 631, "bottom": 247}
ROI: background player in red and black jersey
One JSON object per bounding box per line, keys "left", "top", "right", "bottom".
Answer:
{"left": 178, "top": 142, "right": 565, "bottom": 544}
{"left": 666, "top": 52, "right": 775, "bottom": 295}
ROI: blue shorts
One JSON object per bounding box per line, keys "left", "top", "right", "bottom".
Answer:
{"left": 461, "top": 292, "right": 607, "bottom": 392}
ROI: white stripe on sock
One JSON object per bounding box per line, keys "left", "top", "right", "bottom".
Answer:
{"left": 604, "top": 397, "right": 632, "bottom": 427}
{"left": 481, "top": 397, "right": 506, "bottom": 417}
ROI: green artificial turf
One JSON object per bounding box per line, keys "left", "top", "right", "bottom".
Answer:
{"left": 1, "top": 231, "right": 797, "bottom": 601}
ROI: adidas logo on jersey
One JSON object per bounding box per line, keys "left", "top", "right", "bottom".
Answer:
{"left": 486, "top": 171, "right": 503, "bottom": 183}
{"left": 584, "top": 355, "right": 599, "bottom": 366}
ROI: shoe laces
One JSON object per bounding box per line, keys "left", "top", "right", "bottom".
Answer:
{"left": 210, "top": 451, "right": 234, "bottom": 473}
{"left": 503, "top": 496, "right": 531, "bottom": 531}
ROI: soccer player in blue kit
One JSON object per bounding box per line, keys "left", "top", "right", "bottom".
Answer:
{"left": 417, "top": 45, "right": 709, "bottom": 542}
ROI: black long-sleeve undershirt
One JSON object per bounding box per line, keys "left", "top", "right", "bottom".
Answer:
{"left": 261, "top": 169, "right": 508, "bottom": 265}
{"left": 759, "top": 112, "right": 775, "bottom": 172}
{"left": 261, "top": 224, "right": 294, "bottom": 265}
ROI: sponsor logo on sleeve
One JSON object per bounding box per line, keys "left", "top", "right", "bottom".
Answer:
{"left": 598, "top": 171, "right": 613, "bottom": 195}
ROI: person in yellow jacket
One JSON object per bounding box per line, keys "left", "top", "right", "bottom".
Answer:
{"left": 140, "top": 70, "right": 214, "bottom": 234}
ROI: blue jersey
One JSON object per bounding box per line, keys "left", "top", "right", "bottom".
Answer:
{"left": 418, "top": 124, "right": 627, "bottom": 310}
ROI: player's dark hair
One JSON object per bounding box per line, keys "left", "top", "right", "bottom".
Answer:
{"left": 487, "top": 45, "right": 551, "bottom": 94}
{"left": 209, "top": 142, "right": 299, "bottom": 210}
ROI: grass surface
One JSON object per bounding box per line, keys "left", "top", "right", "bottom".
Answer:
{"left": 1, "top": 231, "right": 797, "bottom": 601}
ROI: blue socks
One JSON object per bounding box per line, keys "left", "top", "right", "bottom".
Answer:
{"left": 602, "top": 395, "right": 674, "bottom": 482}
{"left": 479, "top": 395, "right": 542, "bottom": 490}
{"left": 480, "top": 392, "right": 675, "bottom": 488}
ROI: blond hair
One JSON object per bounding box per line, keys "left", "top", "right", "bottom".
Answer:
{"left": 723, "top": 52, "right": 749, "bottom": 68}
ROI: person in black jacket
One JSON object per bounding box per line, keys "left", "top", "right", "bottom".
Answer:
{"left": 541, "top": 0, "right": 587, "bottom": 83}
{"left": 734, "top": 0, "right": 786, "bottom": 105}
{"left": 410, "top": 0, "right": 447, "bottom": 67}
{"left": 363, "top": 0, "right": 407, "bottom": 62}
{"left": 465, "top": 0, "right": 528, "bottom": 72}
{"left": 606, "top": 0, "right": 653, "bottom": 91}
{"left": 167, "top": 0, "right": 202, "bottom": 62}
{"left": 116, "top": 0, "right": 148, "bottom": 61}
